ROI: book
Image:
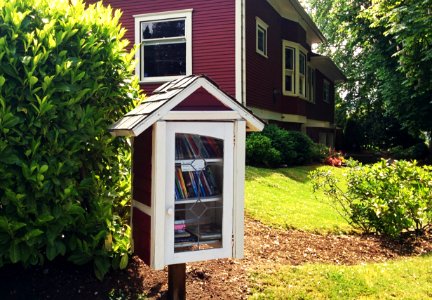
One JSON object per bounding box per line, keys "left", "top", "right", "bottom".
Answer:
{"left": 175, "top": 230, "right": 191, "bottom": 238}
{"left": 188, "top": 225, "right": 222, "bottom": 241}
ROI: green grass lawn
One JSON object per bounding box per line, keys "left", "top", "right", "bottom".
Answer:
{"left": 245, "top": 165, "right": 350, "bottom": 234}
{"left": 249, "top": 255, "right": 432, "bottom": 300}
{"left": 245, "top": 165, "right": 432, "bottom": 300}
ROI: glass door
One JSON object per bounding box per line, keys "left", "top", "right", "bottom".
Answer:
{"left": 165, "top": 122, "right": 233, "bottom": 264}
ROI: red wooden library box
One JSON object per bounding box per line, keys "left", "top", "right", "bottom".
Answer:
{"left": 110, "top": 75, "right": 264, "bottom": 269}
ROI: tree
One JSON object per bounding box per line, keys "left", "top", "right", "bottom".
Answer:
{"left": 306, "top": 0, "right": 431, "bottom": 150}
{"left": 0, "top": 0, "right": 141, "bottom": 279}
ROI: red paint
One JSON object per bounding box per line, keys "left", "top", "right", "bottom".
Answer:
{"left": 132, "top": 207, "right": 151, "bottom": 265}
{"left": 307, "top": 70, "right": 334, "bottom": 122}
{"left": 173, "top": 87, "right": 232, "bottom": 111}
{"left": 87, "top": 0, "right": 236, "bottom": 98}
{"left": 132, "top": 127, "right": 153, "bottom": 207}
{"left": 245, "top": 0, "right": 334, "bottom": 124}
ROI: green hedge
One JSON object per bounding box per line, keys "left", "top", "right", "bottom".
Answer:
{"left": 0, "top": 0, "right": 141, "bottom": 279}
{"left": 246, "top": 124, "right": 325, "bottom": 167}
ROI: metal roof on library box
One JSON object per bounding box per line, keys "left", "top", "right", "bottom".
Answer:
{"left": 109, "top": 75, "right": 265, "bottom": 137}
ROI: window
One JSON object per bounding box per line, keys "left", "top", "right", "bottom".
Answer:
{"left": 283, "top": 46, "right": 295, "bottom": 93}
{"left": 256, "top": 17, "right": 268, "bottom": 57}
{"left": 323, "top": 79, "right": 331, "bottom": 103}
{"left": 135, "top": 10, "right": 193, "bottom": 83}
{"left": 307, "top": 66, "right": 315, "bottom": 102}
{"left": 282, "top": 41, "right": 308, "bottom": 98}
{"left": 299, "top": 51, "right": 306, "bottom": 97}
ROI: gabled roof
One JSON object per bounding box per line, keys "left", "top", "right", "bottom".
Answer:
{"left": 110, "top": 75, "right": 265, "bottom": 137}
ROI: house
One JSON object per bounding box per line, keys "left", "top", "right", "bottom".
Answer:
{"left": 87, "top": 0, "right": 345, "bottom": 146}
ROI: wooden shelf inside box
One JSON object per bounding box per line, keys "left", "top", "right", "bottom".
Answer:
{"left": 175, "top": 195, "right": 222, "bottom": 204}
{"left": 174, "top": 239, "right": 222, "bottom": 249}
{"left": 175, "top": 158, "right": 223, "bottom": 165}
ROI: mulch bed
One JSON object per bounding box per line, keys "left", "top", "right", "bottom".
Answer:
{"left": 1, "top": 217, "right": 431, "bottom": 299}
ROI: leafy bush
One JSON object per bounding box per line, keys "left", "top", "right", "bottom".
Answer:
{"left": 388, "top": 143, "right": 429, "bottom": 160}
{"left": 311, "top": 160, "right": 432, "bottom": 237}
{"left": 0, "top": 0, "right": 141, "bottom": 278}
{"left": 263, "top": 124, "right": 313, "bottom": 166}
{"left": 310, "top": 143, "right": 329, "bottom": 163}
{"left": 246, "top": 133, "right": 282, "bottom": 168}
{"left": 246, "top": 124, "right": 322, "bottom": 167}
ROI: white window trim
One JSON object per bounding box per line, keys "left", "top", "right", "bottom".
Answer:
{"left": 282, "top": 40, "right": 308, "bottom": 99}
{"left": 255, "top": 17, "right": 269, "bottom": 58}
{"left": 299, "top": 51, "right": 306, "bottom": 98}
{"left": 134, "top": 9, "right": 193, "bottom": 83}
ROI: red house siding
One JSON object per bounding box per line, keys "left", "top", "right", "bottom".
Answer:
{"left": 307, "top": 70, "right": 335, "bottom": 122}
{"left": 90, "top": 0, "right": 236, "bottom": 98}
{"left": 245, "top": 0, "right": 334, "bottom": 125}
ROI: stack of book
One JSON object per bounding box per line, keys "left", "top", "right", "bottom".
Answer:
{"left": 175, "top": 167, "right": 219, "bottom": 200}
{"left": 174, "top": 220, "right": 222, "bottom": 246}
{"left": 175, "top": 134, "right": 223, "bottom": 159}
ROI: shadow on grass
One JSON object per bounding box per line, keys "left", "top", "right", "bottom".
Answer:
{"left": 246, "top": 164, "right": 323, "bottom": 183}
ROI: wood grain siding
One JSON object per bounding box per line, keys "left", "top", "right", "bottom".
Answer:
{"left": 132, "top": 207, "right": 151, "bottom": 265}
{"left": 87, "top": 0, "right": 236, "bottom": 97}
{"left": 307, "top": 70, "right": 334, "bottom": 122}
{"left": 132, "top": 127, "right": 153, "bottom": 207}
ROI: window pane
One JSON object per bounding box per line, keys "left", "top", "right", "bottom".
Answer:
{"left": 257, "top": 27, "right": 266, "bottom": 54}
{"left": 285, "top": 75, "right": 292, "bottom": 92}
{"left": 299, "top": 76, "right": 304, "bottom": 94}
{"left": 143, "top": 43, "right": 186, "bottom": 77}
{"left": 174, "top": 134, "right": 224, "bottom": 253}
{"left": 285, "top": 47, "right": 294, "bottom": 70}
{"left": 142, "top": 20, "right": 185, "bottom": 39}
{"left": 299, "top": 52, "right": 306, "bottom": 74}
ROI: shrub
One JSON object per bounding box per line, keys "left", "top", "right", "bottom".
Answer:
{"left": 389, "top": 143, "right": 429, "bottom": 160}
{"left": 0, "top": 0, "right": 141, "bottom": 279}
{"left": 262, "top": 124, "right": 316, "bottom": 165}
{"left": 310, "top": 143, "right": 328, "bottom": 163}
{"left": 311, "top": 160, "right": 432, "bottom": 237}
{"left": 246, "top": 133, "right": 282, "bottom": 168}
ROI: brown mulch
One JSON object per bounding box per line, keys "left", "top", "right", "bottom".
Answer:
{"left": 0, "top": 217, "right": 431, "bottom": 299}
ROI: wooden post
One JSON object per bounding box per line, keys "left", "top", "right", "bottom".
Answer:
{"left": 168, "top": 263, "right": 186, "bottom": 300}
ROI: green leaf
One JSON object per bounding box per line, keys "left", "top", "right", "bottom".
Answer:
{"left": 39, "top": 164, "right": 48, "bottom": 173}
{"left": 9, "top": 242, "right": 21, "bottom": 263}
{"left": 29, "top": 76, "right": 38, "bottom": 86}
{"left": 0, "top": 75, "right": 5, "bottom": 87}
{"left": 46, "top": 243, "right": 57, "bottom": 261}
{"left": 94, "top": 256, "right": 110, "bottom": 280}
{"left": 24, "top": 229, "right": 44, "bottom": 241}
{"left": 119, "top": 254, "right": 128, "bottom": 270}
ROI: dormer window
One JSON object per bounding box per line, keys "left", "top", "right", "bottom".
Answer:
{"left": 135, "top": 9, "right": 193, "bottom": 83}
{"left": 256, "top": 17, "right": 268, "bottom": 57}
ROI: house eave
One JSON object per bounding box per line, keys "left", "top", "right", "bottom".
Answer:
{"left": 267, "top": 0, "right": 326, "bottom": 44}
{"left": 310, "top": 56, "right": 346, "bottom": 83}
